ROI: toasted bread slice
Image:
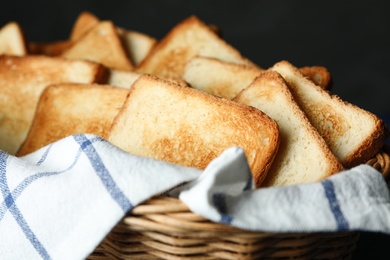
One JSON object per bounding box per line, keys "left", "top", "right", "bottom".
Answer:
{"left": 17, "top": 84, "right": 128, "bottom": 156}
{"left": 62, "top": 21, "right": 133, "bottom": 71}
{"left": 299, "top": 66, "right": 332, "bottom": 90}
{"left": 271, "top": 60, "right": 388, "bottom": 168}
{"left": 70, "top": 11, "right": 157, "bottom": 66}
{"left": 234, "top": 71, "right": 343, "bottom": 186}
{"left": 117, "top": 28, "right": 157, "bottom": 66}
{"left": 135, "top": 16, "right": 258, "bottom": 80}
{"left": 107, "top": 69, "right": 142, "bottom": 89}
{"left": 0, "top": 55, "right": 108, "bottom": 154}
{"left": 183, "top": 57, "right": 332, "bottom": 99}
{"left": 69, "top": 11, "right": 100, "bottom": 41}
{"left": 0, "top": 22, "right": 27, "bottom": 56}
{"left": 28, "top": 40, "right": 74, "bottom": 56}
{"left": 108, "top": 74, "right": 280, "bottom": 187}
{"left": 183, "top": 56, "right": 263, "bottom": 99}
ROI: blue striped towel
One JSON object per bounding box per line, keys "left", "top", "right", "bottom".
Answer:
{"left": 1, "top": 134, "right": 390, "bottom": 259}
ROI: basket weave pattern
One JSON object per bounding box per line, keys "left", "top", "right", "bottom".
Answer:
{"left": 89, "top": 150, "right": 390, "bottom": 259}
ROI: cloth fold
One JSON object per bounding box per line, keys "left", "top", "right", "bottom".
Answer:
{"left": 1, "top": 134, "right": 389, "bottom": 260}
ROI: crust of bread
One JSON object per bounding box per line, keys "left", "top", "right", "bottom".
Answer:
{"left": 0, "top": 22, "right": 27, "bottom": 56}
{"left": 235, "top": 71, "right": 343, "bottom": 186}
{"left": 183, "top": 56, "right": 263, "bottom": 99}
{"left": 108, "top": 74, "right": 280, "bottom": 187}
{"left": 117, "top": 28, "right": 157, "bottom": 66}
{"left": 107, "top": 69, "right": 143, "bottom": 89}
{"left": 299, "top": 66, "right": 332, "bottom": 90}
{"left": 69, "top": 11, "right": 157, "bottom": 67}
{"left": 135, "top": 16, "right": 258, "bottom": 80}
{"left": 17, "top": 84, "right": 128, "bottom": 156}
{"left": 0, "top": 55, "right": 108, "bottom": 154}
{"left": 62, "top": 21, "right": 134, "bottom": 71}
{"left": 28, "top": 40, "right": 74, "bottom": 56}
{"left": 69, "top": 11, "right": 100, "bottom": 41}
{"left": 271, "top": 60, "right": 388, "bottom": 168}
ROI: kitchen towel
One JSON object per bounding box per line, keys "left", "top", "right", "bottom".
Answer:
{"left": 1, "top": 133, "right": 389, "bottom": 260}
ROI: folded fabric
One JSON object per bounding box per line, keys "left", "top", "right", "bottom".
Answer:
{"left": 0, "top": 134, "right": 200, "bottom": 260}
{"left": 176, "top": 147, "right": 390, "bottom": 233}
{"left": 1, "top": 134, "right": 389, "bottom": 260}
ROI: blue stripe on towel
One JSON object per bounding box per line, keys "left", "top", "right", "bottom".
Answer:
{"left": 0, "top": 152, "right": 51, "bottom": 260}
{"left": 212, "top": 193, "right": 233, "bottom": 224}
{"left": 35, "top": 143, "right": 54, "bottom": 166}
{"left": 0, "top": 148, "right": 84, "bottom": 221}
{"left": 73, "top": 134, "right": 133, "bottom": 212}
{"left": 321, "top": 179, "right": 349, "bottom": 231}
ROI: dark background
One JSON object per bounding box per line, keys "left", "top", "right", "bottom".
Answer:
{"left": 1, "top": 0, "right": 389, "bottom": 259}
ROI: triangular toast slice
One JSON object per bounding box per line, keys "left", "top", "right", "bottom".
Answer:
{"left": 183, "top": 56, "right": 332, "bottom": 99}
{"left": 69, "top": 11, "right": 157, "bottom": 66}
{"left": 0, "top": 55, "right": 108, "bottom": 154}
{"left": 108, "top": 74, "right": 280, "bottom": 187}
{"left": 0, "top": 22, "right": 27, "bottom": 56}
{"left": 234, "top": 71, "right": 343, "bottom": 186}
{"left": 117, "top": 28, "right": 157, "bottom": 66}
{"left": 69, "top": 11, "right": 100, "bottom": 41}
{"left": 17, "top": 84, "right": 128, "bottom": 156}
{"left": 62, "top": 21, "right": 134, "bottom": 71}
{"left": 135, "top": 16, "right": 258, "bottom": 80}
{"left": 183, "top": 56, "right": 263, "bottom": 99}
{"left": 271, "top": 60, "right": 388, "bottom": 168}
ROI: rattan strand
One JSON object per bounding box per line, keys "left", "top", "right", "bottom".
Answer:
{"left": 89, "top": 150, "right": 389, "bottom": 259}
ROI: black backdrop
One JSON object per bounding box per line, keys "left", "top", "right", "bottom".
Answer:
{"left": 1, "top": 0, "right": 390, "bottom": 259}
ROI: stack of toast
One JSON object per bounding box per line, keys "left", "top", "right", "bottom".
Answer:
{"left": 1, "top": 12, "right": 388, "bottom": 187}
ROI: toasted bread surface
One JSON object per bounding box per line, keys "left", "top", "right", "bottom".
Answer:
{"left": 28, "top": 40, "right": 74, "bottom": 56}
{"left": 69, "top": 11, "right": 156, "bottom": 67}
{"left": 271, "top": 61, "right": 388, "bottom": 168}
{"left": 299, "top": 66, "right": 332, "bottom": 90}
{"left": 17, "top": 84, "right": 128, "bottom": 156}
{"left": 0, "top": 55, "right": 108, "bottom": 154}
{"left": 107, "top": 69, "right": 142, "bottom": 89}
{"left": 183, "top": 56, "right": 263, "bottom": 99}
{"left": 135, "top": 16, "right": 257, "bottom": 80}
{"left": 235, "top": 71, "right": 343, "bottom": 186}
{"left": 108, "top": 74, "right": 279, "bottom": 187}
{"left": 70, "top": 11, "right": 100, "bottom": 41}
{"left": 62, "top": 21, "right": 133, "bottom": 71}
{"left": 0, "top": 22, "right": 27, "bottom": 56}
{"left": 118, "top": 28, "right": 157, "bottom": 66}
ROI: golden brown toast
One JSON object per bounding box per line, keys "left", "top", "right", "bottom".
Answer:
{"left": 28, "top": 40, "right": 74, "bottom": 56}
{"left": 69, "top": 11, "right": 100, "bottom": 41}
{"left": 69, "top": 11, "right": 157, "bottom": 66}
{"left": 135, "top": 16, "right": 258, "bottom": 80}
{"left": 183, "top": 56, "right": 263, "bottom": 99}
{"left": 234, "top": 71, "right": 343, "bottom": 186}
{"left": 61, "top": 21, "right": 134, "bottom": 71}
{"left": 107, "top": 69, "right": 143, "bottom": 89}
{"left": 0, "top": 55, "right": 108, "bottom": 154}
{"left": 299, "top": 66, "right": 332, "bottom": 90}
{"left": 108, "top": 74, "right": 280, "bottom": 187}
{"left": 271, "top": 60, "right": 388, "bottom": 168}
{"left": 183, "top": 57, "right": 333, "bottom": 99}
{"left": 117, "top": 28, "right": 157, "bottom": 66}
{"left": 17, "top": 84, "right": 128, "bottom": 156}
{"left": 0, "top": 22, "right": 27, "bottom": 56}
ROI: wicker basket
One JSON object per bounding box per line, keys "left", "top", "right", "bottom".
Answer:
{"left": 89, "top": 149, "right": 390, "bottom": 260}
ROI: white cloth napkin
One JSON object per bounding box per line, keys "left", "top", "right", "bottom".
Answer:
{"left": 1, "top": 134, "right": 389, "bottom": 260}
